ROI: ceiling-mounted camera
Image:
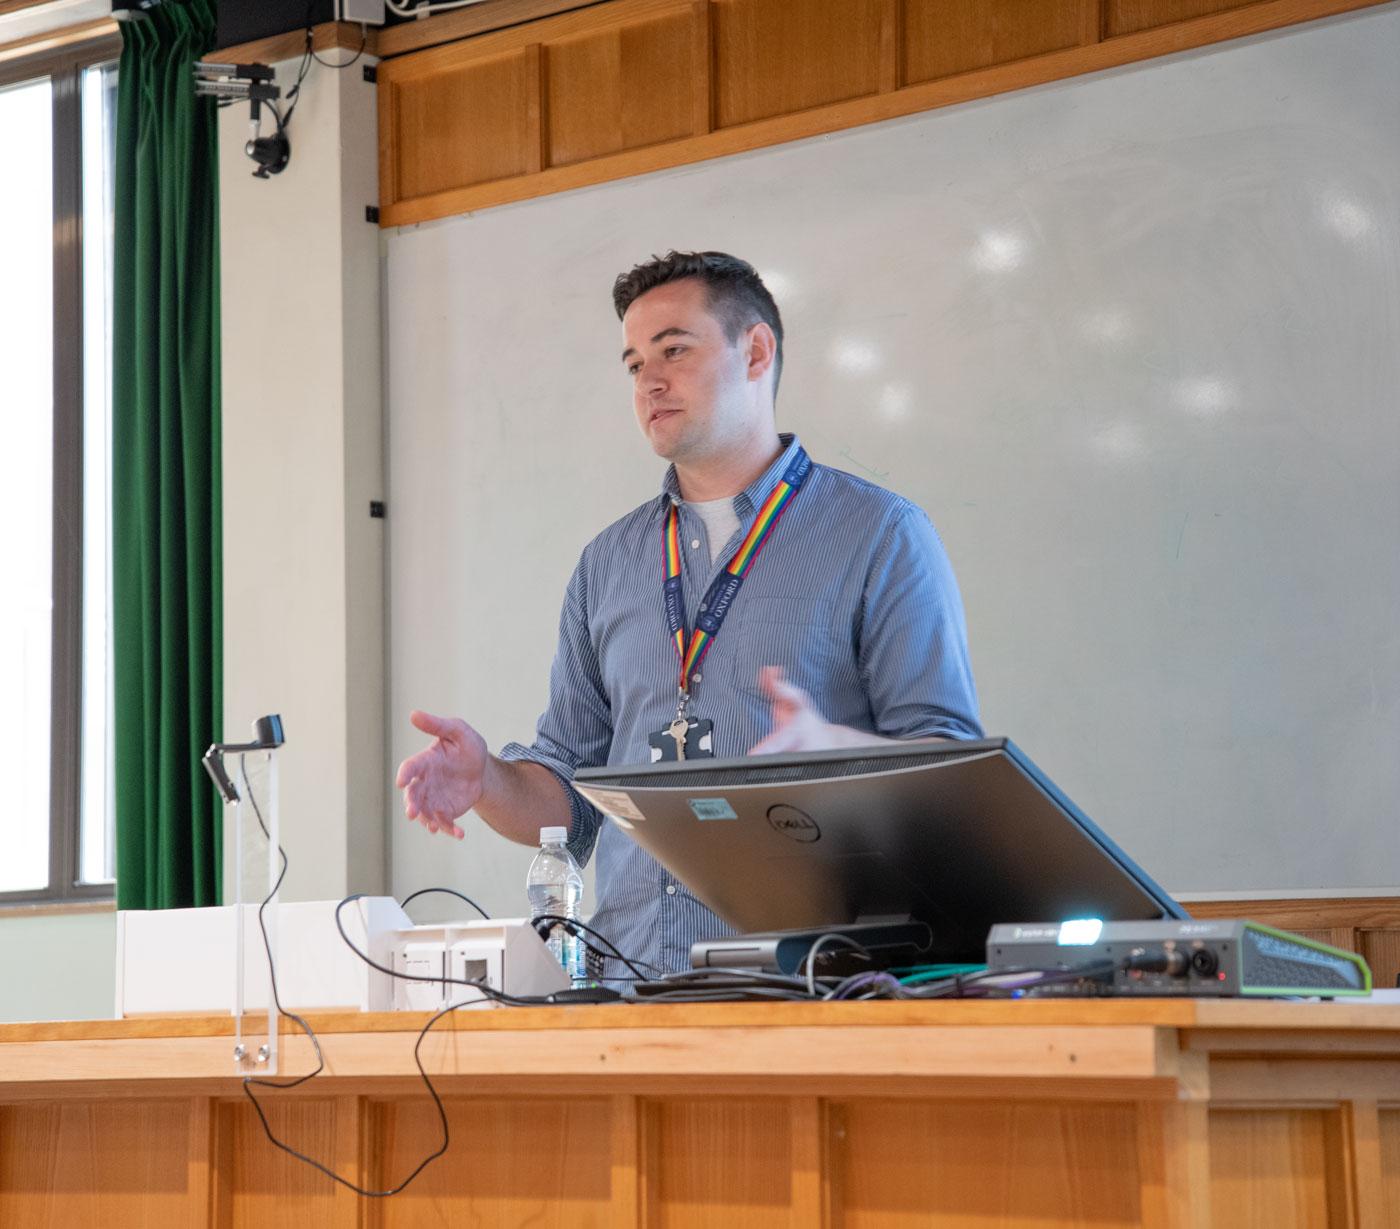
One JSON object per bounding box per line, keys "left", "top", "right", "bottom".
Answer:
{"left": 193, "top": 61, "right": 290, "bottom": 179}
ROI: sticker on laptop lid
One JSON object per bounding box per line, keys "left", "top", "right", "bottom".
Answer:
{"left": 688, "top": 797, "right": 738, "bottom": 821}
{"left": 582, "top": 788, "right": 647, "bottom": 822}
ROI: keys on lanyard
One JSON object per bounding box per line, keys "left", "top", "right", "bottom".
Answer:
{"left": 650, "top": 708, "right": 713, "bottom": 763}
{"left": 648, "top": 447, "right": 811, "bottom": 763}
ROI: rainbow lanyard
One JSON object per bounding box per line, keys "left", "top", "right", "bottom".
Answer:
{"left": 663, "top": 446, "right": 812, "bottom": 713}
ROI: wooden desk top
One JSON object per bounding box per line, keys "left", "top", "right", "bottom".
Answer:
{"left": 3, "top": 999, "right": 1399, "bottom": 1100}
{"left": 5, "top": 995, "right": 1400, "bottom": 1042}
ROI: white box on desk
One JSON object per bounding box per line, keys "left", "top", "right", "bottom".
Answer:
{"left": 115, "top": 897, "right": 409, "bottom": 1017}
{"left": 115, "top": 900, "right": 569, "bottom": 1017}
{"left": 389, "top": 919, "right": 570, "bottom": 1010}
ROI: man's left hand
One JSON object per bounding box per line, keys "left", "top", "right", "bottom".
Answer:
{"left": 748, "top": 666, "right": 914, "bottom": 754}
{"left": 747, "top": 666, "right": 867, "bottom": 754}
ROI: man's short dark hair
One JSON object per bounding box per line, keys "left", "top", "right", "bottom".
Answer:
{"left": 612, "top": 251, "right": 785, "bottom": 395}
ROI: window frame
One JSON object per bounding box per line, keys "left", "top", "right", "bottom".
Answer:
{"left": 0, "top": 29, "right": 122, "bottom": 906}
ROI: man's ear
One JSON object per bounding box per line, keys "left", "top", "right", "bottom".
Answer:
{"left": 745, "top": 322, "right": 777, "bottom": 385}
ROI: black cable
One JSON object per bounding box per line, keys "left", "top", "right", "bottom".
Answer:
{"left": 243, "top": 994, "right": 464, "bottom": 1197}
{"left": 277, "top": 9, "right": 317, "bottom": 132}
{"left": 279, "top": 4, "right": 368, "bottom": 136}
{"left": 650, "top": 967, "right": 816, "bottom": 990}
{"left": 334, "top": 894, "right": 566, "bottom": 1008}
{"left": 636, "top": 966, "right": 821, "bottom": 1002}
{"left": 232, "top": 761, "right": 499, "bottom": 1198}
{"left": 238, "top": 756, "right": 325, "bottom": 1085}
{"left": 249, "top": 890, "right": 636, "bottom": 1199}
{"left": 634, "top": 985, "right": 816, "bottom": 1003}
{"left": 400, "top": 886, "right": 490, "bottom": 919}
{"left": 311, "top": 22, "right": 368, "bottom": 69}
{"left": 531, "top": 913, "right": 664, "bottom": 982}
{"left": 907, "top": 959, "right": 1126, "bottom": 1000}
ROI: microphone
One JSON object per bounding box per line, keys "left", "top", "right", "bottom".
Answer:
{"left": 201, "top": 714, "right": 286, "bottom": 804}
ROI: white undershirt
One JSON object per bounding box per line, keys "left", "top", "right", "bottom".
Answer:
{"left": 686, "top": 496, "right": 742, "bottom": 565}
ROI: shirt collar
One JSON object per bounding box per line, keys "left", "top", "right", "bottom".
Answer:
{"left": 660, "top": 433, "right": 802, "bottom": 516}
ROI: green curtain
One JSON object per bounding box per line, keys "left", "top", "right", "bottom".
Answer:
{"left": 113, "top": 0, "right": 223, "bottom": 910}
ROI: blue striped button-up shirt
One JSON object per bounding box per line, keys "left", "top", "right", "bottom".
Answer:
{"left": 499, "top": 434, "right": 982, "bottom": 981}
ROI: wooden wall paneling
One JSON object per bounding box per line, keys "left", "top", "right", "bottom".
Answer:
{"left": 1106, "top": 0, "right": 1255, "bottom": 37}
{"left": 647, "top": 1097, "right": 794, "bottom": 1227}
{"left": 377, "top": 0, "right": 609, "bottom": 58}
{"left": 216, "top": 1097, "right": 356, "bottom": 1229}
{"left": 378, "top": 78, "right": 398, "bottom": 222}
{"left": 877, "top": 0, "right": 901, "bottom": 94}
{"left": 526, "top": 43, "right": 546, "bottom": 174}
{"left": 188, "top": 1096, "right": 214, "bottom": 1227}
{"left": 902, "top": 0, "right": 1100, "bottom": 87}
{"left": 389, "top": 47, "right": 541, "bottom": 201}
{"left": 710, "top": 0, "right": 893, "bottom": 128}
{"left": 691, "top": 0, "right": 713, "bottom": 136}
{"left": 1336, "top": 1101, "right": 1385, "bottom": 1229}
{"left": 609, "top": 1094, "right": 642, "bottom": 1228}
{"left": 335, "top": 1095, "right": 364, "bottom": 1224}
{"left": 1381, "top": 1109, "right": 1400, "bottom": 1226}
{"left": 832, "top": 1099, "right": 1144, "bottom": 1227}
{"left": 368, "top": 1095, "right": 613, "bottom": 1226}
{"left": 788, "top": 1096, "right": 834, "bottom": 1228}
{"left": 1322, "top": 1105, "right": 1360, "bottom": 1229}
{"left": 377, "top": 0, "right": 1390, "bottom": 226}
{"left": 1207, "top": 1108, "right": 1347, "bottom": 1227}
{"left": 1182, "top": 898, "right": 1400, "bottom": 934}
{"left": 0, "top": 1099, "right": 200, "bottom": 1226}
{"left": 1137, "top": 1099, "right": 1211, "bottom": 1229}
{"left": 1360, "top": 930, "right": 1400, "bottom": 990}
{"left": 543, "top": 4, "right": 698, "bottom": 168}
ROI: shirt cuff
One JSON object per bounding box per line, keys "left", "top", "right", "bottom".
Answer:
{"left": 498, "top": 741, "right": 603, "bottom": 866}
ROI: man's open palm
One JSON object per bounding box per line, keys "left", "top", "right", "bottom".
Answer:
{"left": 395, "top": 710, "right": 489, "bottom": 839}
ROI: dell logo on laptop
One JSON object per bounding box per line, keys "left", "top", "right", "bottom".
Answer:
{"left": 767, "top": 805, "right": 821, "bottom": 842}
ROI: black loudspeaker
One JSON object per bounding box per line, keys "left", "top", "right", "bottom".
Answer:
{"left": 213, "top": 0, "right": 405, "bottom": 49}
{"left": 216, "top": 1, "right": 336, "bottom": 50}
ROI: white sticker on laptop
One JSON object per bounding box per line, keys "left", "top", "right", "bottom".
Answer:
{"left": 582, "top": 789, "right": 647, "bottom": 822}
{"left": 688, "top": 797, "right": 738, "bottom": 821}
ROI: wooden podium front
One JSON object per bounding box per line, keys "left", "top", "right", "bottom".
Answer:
{"left": 2, "top": 1000, "right": 1398, "bottom": 1227}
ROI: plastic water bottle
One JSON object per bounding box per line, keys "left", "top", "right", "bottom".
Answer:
{"left": 526, "top": 826, "right": 587, "bottom": 986}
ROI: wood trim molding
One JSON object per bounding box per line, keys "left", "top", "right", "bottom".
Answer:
{"left": 377, "top": 0, "right": 1392, "bottom": 228}
{"left": 0, "top": 897, "right": 114, "bottom": 919}
{"left": 377, "top": 0, "right": 607, "bottom": 58}
{"left": 211, "top": 20, "right": 377, "bottom": 67}
{"left": 1181, "top": 896, "right": 1400, "bottom": 930}
{"left": 0, "top": 16, "right": 115, "bottom": 68}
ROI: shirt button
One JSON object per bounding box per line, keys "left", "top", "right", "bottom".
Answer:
{"left": 665, "top": 884, "right": 677, "bottom": 895}
{"left": 691, "top": 672, "right": 702, "bottom": 683}
{"left": 690, "top": 539, "right": 701, "bottom": 549}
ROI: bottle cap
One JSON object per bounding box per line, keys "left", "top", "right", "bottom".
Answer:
{"left": 540, "top": 826, "right": 568, "bottom": 845}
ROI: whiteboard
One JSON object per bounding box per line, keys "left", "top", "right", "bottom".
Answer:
{"left": 384, "top": 5, "right": 1400, "bottom": 917}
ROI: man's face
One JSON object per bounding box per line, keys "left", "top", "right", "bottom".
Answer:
{"left": 621, "top": 278, "right": 759, "bottom": 464}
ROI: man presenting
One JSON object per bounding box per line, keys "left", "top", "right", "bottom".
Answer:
{"left": 397, "top": 251, "right": 981, "bottom": 978}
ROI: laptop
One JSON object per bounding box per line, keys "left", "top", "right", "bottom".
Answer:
{"left": 574, "top": 737, "right": 1184, "bottom": 970}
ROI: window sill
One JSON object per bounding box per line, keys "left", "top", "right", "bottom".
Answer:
{"left": 0, "top": 897, "right": 116, "bottom": 919}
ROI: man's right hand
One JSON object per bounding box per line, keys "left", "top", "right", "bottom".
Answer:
{"left": 395, "top": 710, "right": 489, "bottom": 840}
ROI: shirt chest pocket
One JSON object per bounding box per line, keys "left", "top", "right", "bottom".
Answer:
{"left": 725, "top": 596, "right": 836, "bottom": 700}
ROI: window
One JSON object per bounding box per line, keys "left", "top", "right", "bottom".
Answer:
{"left": 0, "top": 35, "right": 121, "bottom": 903}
